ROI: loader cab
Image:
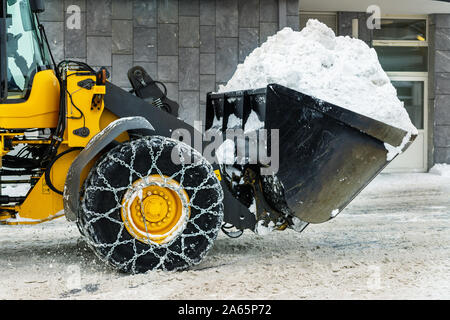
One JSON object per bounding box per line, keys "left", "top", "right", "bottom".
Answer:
{"left": 1, "top": 0, "right": 51, "bottom": 102}
{"left": 0, "top": 0, "right": 60, "bottom": 129}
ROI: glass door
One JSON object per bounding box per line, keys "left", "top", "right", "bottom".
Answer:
{"left": 372, "top": 16, "right": 429, "bottom": 172}
{"left": 385, "top": 75, "right": 428, "bottom": 172}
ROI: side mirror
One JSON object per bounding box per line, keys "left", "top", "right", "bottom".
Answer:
{"left": 29, "top": 0, "right": 45, "bottom": 13}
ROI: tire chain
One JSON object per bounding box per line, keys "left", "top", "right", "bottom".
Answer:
{"left": 79, "top": 136, "right": 224, "bottom": 273}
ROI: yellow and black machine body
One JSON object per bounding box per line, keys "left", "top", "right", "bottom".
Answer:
{"left": 0, "top": 0, "right": 256, "bottom": 273}
{"left": 0, "top": 0, "right": 416, "bottom": 273}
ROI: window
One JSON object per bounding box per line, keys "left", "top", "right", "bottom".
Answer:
{"left": 374, "top": 19, "right": 426, "bottom": 41}
{"left": 6, "top": 0, "right": 51, "bottom": 100}
{"left": 391, "top": 81, "right": 424, "bottom": 129}
{"left": 374, "top": 46, "right": 428, "bottom": 72}
{"left": 373, "top": 17, "right": 428, "bottom": 131}
{"left": 373, "top": 18, "right": 428, "bottom": 72}
{"left": 373, "top": 17, "right": 428, "bottom": 172}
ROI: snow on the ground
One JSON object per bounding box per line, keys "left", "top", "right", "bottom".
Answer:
{"left": 429, "top": 163, "right": 450, "bottom": 177}
{"left": 0, "top": 172, "right": 449, "bottom": 300}
{"left": 219, "top": 20, "right": 417, "bottom": 137}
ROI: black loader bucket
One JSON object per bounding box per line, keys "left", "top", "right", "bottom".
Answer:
{"left": 206, "top": 84, "right": 417, "bottom": 224}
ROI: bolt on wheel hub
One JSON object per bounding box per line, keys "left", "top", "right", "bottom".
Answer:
{"left": 121, "top": 175, "right": 190, "bottom": 244}
{"left": 143, "top": 194, "right": 168, "bottom": 222}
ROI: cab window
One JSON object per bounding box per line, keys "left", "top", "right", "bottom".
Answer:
{"left": 6, "top": 0, "right": 51, "bottom": 100}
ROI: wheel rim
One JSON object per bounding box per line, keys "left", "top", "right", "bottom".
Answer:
{"left": 121, "top": 175, "right": 190, "bottom": 245}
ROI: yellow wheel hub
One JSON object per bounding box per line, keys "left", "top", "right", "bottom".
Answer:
{"left": 121, "top": 175, "right": 190, "bottom": 244}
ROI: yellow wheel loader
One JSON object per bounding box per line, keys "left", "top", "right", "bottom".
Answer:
{"left": 0, "top": 0, "right": 416, "bottom": 273}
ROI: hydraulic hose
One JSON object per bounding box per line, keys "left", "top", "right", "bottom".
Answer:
{"left": 44, "top": 147, "right": 82, "bottom": 195}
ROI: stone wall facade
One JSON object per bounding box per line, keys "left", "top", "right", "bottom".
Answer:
{"left": 429, "top": 14, "right": 450, "bottom": 165}
{"left": 337, "top": 12, "right": 372, "bottom": 45}
{"left": 39, "top": 0, "right": 299, "bottom": 129}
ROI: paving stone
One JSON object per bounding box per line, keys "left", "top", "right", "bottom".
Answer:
{"left": 179, "top": 0, "right": 199, "bottom": 16}
{"left": 216, "top": 37, "right": 238, "bottom": 83}
{"left": 87, "top": 36, "right": 112, "bottom": 66}
{"left": 133, "top": 28, "right": 157, "bottom": 62}
{"left": 200, "top": 26, "right": 215, "bottom": 53}
{"left": 200, "top": 74, "right": 215, "bottom": 104}
{"left": 112, "top": 54, "right": 133, "bottom": 87}
{"left": 238, "top": 0, "right": 259, "bottom": 28}
{"left": 39, "top": 0, "right": 64, "bottom": 22}
{"left": 287, "top": 0, "right": 299, "bottom": 16}
{"left": 179, "top": 16, "right": 200, "bottom": 48}
{"left": 259, "top": 22, "right": 278, "bottom": 44}
{"left": 434, "top": 125, "right": 450, "bottom": 147}
{"left": 158, "top": 56, "right": 178, "bottom": 82}
{"left": 158, "top": 0, "right": 178, "bottom": 23}
{"left": 133, "top": 0, "right": 157, "bottom": 28}
{"left": 112, "top": 0, "right": 132, "bottom": 19}
{"left": 436, "top": 51, "right": 450, "bottom": 73}
{"left": 216, "top": 0, "right": 238, "bottom": 37}
{"left": 200, "top": 53, "right": 215, "bottom": 75}
{"left": 239, "top": 28, "right": 259, "bottom": 62}
{"left": 260, "top": 0, "right": 278, "bottom": 23}
{"left": 435, "top": 14, "right": 450, "bottom": 28}
{"left": 287, "top": 15, "right": 299, "bottom": 31}
{"left": 87, "top": 0, "right": 112, "bottom": 36}
{"left": 179, "top": 48, "right": 200, "bottom": 90}
{"left": 112, "top": 20, "right": 133, "bottom": 54}
{"left": 434, "top": 147, "right": 450, "bottom": 163}
{"left": 179, "top": 91, "right": 200, "bottom": 126}
{"left": 200, "top": 0, "right": 215, "bottom": 26}
{"left": 164, "top": 82, "right": 179, "bottom": 102}
{"left": 42, "top": 21, "right": 64, "bottom": 62}
{"left": 158, "top": 23, "right": 178, "bottom": 55}
{"left": 435, "top": 95, "right": 450, "bottom": 125}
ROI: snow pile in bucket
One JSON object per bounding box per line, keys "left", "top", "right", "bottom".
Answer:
{"left": 219, "top": 19, "right": 418, "bottom": 137}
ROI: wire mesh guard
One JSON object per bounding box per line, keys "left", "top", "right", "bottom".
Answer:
{"left": 77, "top": 136, "right": 224, "bottom": 273}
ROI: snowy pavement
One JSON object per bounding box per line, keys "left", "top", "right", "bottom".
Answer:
{"left": 0, "top": 172, "right": 449, "bottom": 300}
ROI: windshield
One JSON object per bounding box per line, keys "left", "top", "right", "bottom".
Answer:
{"left": 6, "top": 0, "right": 51, "bottom": 99}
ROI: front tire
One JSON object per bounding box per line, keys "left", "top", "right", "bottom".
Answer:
{"left": 77, "top": 136, "right": 224, "bottom": 273}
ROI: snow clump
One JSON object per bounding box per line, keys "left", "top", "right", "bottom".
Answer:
{"left": 219, "top": 19, "right": 417, "bottom": 137}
